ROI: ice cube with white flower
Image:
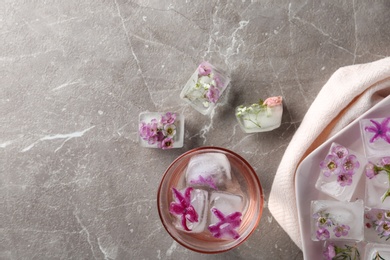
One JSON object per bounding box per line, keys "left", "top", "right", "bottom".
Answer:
{"left": 360, "top": 117, "right": 390, "bottom": 158}
{"left": 365, "top": 157, "right": 390, "bottom": 210}
{"left": 311, "top": 200, "right": 364, "bottom": 242}
{"left": 315, "top": 143, "right": 365, "bottom": 202}
{"left": 186, "top": 152, "right": 231, "bottom": 190}
{"left": 180, "top": 62, "right": 230, "bottom": 115}
{"left": 235, "top": 96, "right": 283, "bottom": 133}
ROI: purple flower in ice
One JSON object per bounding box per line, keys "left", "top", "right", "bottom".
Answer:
{"left": 337, "top": 173, "right": 353, "bottom": 186}
{"left": 323, "top": 243, "right": 336, "bottom": 260}
{"left": 333, "top": 224, "right": 350, "bottom": 237}
{"left": 198, "top": 61, "right": 212, "bottom": 76}
{"left": 206, "top": 85, "right": 220, "bottom": 104}
{"left": 190, "top": 175, "right": 218, "bottom": 190}
{"left": 208, "top": 207, "right": 242, "bottom": 239}
{"left": 365, "top": 117, "right": 390, "bottom": 143}
{"left": 169, "top": 187, "right": 198, "bottom": 231}
{"left": 161, "top": 137, "right": 174, "bottom": 150}
{"left": 320, "top": 154, "right": 342, "bottom": 177}
{"left": 376, "top": 220, "right": 390, "bottom": 236}
{"left": 365, "top": 162, "right": 381, "bottom": 179}
{"left": 161, "top": 112, "right": 176, "bottom": 125}
{"left": 316, "top": 228, "right": 330, "bottom": 240}
{"left": 139, "top": 122, "right": 153, "bottom": 140}
{"left": 342, "top": 154, "right": 360, "bottom": 174}
{"left": 330, "top": 144, "right": 349, "bottom": 159}
{"left": 365, "top": 209, "right": 385, "bottom": 223}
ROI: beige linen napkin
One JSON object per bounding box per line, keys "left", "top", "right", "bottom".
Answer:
{"left": 268, "top": 57, "right": 390, "bottom": 249}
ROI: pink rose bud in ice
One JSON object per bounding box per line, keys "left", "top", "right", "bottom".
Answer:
{"left": 263, "top": 96, "right": 283, "bottom": 107}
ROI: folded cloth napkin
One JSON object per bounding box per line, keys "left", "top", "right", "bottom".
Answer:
{"left": 268, "top": 57, "right": 390, "bottom": 249}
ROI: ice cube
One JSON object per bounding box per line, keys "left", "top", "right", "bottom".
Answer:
{"left": 364, "top": 208, "right": 390, "bottom": 244}
{"left": 315, "top": 143, "right": 365, "bottom": 202}
{"left": 180, "top": 62, "right": 230, "bottom": 115}
{"left": 208, "top": 191, "right": 245, "bottom": 239}
{"left": 322, "top": 241, "right": 361, "bottom": 260}
{"left": 311, "top": 200, "right": 364, "bottom": 242}
{"left": 235, "top": 98, "right": 283, "bottom": 133}
{"left": 171, "top": 188, "right": 208, "bottom": 233}
{"left": 365, "top": 162, "right": 390, "bottom": 210}
{"left": 364, "top": 243, "right": 390, "bottom": 259}
{"left": 186, "top": 153, "right": 231, "bottom": 189}
{"left": 138, "top": 112, "right": 184, "bottom": 149}
{"left": 360, "top": 117, "right": 390, "bottom": 158}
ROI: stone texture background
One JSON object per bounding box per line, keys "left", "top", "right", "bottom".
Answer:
{"left": 1, "top": 0, "right": 389, "bottom": 259}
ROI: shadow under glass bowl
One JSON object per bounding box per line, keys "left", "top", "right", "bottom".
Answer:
{"left": 157, "top": 146, "right": 264, "bottom": 253}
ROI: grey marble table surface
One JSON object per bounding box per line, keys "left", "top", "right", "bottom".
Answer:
{"left": 1, "top": 1, "right": 390, "bottom": 259}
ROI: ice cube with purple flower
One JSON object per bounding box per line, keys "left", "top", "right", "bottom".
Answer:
{"left": 138, "top": 112, "right": 184, "bottom": 149}
{"left": 311, "top": 200, "right": 364, "bottom": 242}
{"left": 180, "top": 62, "right": 230, "bottom": 115}
{"left": 360, "top": 117, "right": 390, "bottom": 158}
{"left": 186, "top": 152, "right": 231, "bottom": 190}
{"left": 315, "top": 143, "right": 365, "bottom": 202}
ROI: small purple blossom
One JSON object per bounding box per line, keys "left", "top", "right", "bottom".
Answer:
{"left": 333, "top": 224, "right": 350, "bottom": 237}
{"left": 208, "top": 207, "right": 242, "bottom": 239}
{"left": 331, "top": 144, "right": 349, "bottom": 159}
{"left": 376, "top": 220, "right": 390, "bottom": 236}
{"left": 160, "top": 112, "right": 176, "bottom": 125}
{"left": 320, "top": 154, "right": 342, "bottom": 177}
{"left": 206, "top": 85, "right": 220, "bottom": 104}
{"left": 198, "top": 62, "right": 212, "bottom": 76}
{"left": 169, "top": 187, "right": 199, "bottom": 231}
{"left": 323, "top": 243, "right": 336, "bottom": 260}
{"left": 365, "top": 209, "right": 384, "bottom": 222}
{"left": 190, "top": 175, "right": 218, "bottom": 190}
{"left": 313, "top": 213, "right": 332, "bottom": 228}
{"left": 365, "top": 117, "right": 390, "bottom": 143}
{"left": 316, "top": 228, "right": 330, "bottom": 240}
{"left": 337, "top": 173, "right": 353, "bottom": 186}
{"left": 342, "top": 155, "right": 360, "bottom": 174}
{"left": 365, "top": 162, "right": 380, "bottom": 179}
{"left": 161, "top": 137, "right": 174, "bottom": 150}
{"left": 379, "top": 157, "right": 390, "bottom": 168}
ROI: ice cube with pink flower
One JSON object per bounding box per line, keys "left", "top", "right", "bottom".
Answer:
{"left": 315, "top": 143, "right": 365, "bottom": 202}
{"left": 138, "top": 112, "right": 184, "bottom": 149}
{"left": 180, "top": 62, "right": 230, "bottom": 115}
{"left": 235, "top": 96, "right": 283, "bottom": 133}
{"left": 360, "top": 117, "right": 390, "bottom": 158}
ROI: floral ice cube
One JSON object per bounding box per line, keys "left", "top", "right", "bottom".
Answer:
{"left": 169, "top": 187, "right": 208, "bottom": 233}
{"left": 365, "top": 157, "right": 390, "bottom": 210}
{"left": 208, "top": 191, "right": 244, "bottom": 240}
{"left": 315, "top": 143, "right": 365, "bottom": 202}
{"left": 360, "top": 117, "right": 390, "bottom": 158}
{"left": 180, "top": 62, "right": 230, "bottom": 115}
{"left": 186, "top": 152, "right": 231, "bottom": 189}
{"left": 322, "top": 241, "right": 361, "bottom": 260}
{"left": 364, "top": 243, "right": 390, "bottom": 259}
{"left": 364, "top": 208, "right": 390, "bottom": 244}
{"left": 138, "top": 112, "right": 184, "bottom": 149}
{"left": 311, "top": 200, "right": 364, "bottom": 242}
{"left": 235, "top": 96, "right": 283, "bottom": 133}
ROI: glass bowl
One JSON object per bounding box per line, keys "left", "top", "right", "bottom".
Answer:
{"left": 157, "top": 146, "right": 263, "bottom": 253}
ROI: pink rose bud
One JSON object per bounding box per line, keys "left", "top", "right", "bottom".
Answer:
{"left": 263, "top": 96, "right": 283, "bottom": 107}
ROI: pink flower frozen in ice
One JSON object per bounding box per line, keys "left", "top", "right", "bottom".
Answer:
{"left": 198, "top": 61, "right": 212, "bottom": 76}
{"left": 263, "top": 96, "right": 283, "bottom": 107}
{"left": 208, "top": 207, "right": 242, "bottom": 239}
{"left": 333, "top": 224, "right": 350, "bottom": 237}
{"left": 206, "top": 85, "right": 220, "bottom": 104}
{"left": 169, "top": 187, "right": 198, "bottom": 231}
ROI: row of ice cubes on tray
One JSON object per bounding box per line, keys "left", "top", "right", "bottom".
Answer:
{"left": 172, "top": 153, "right": 245, "bottom": 238}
